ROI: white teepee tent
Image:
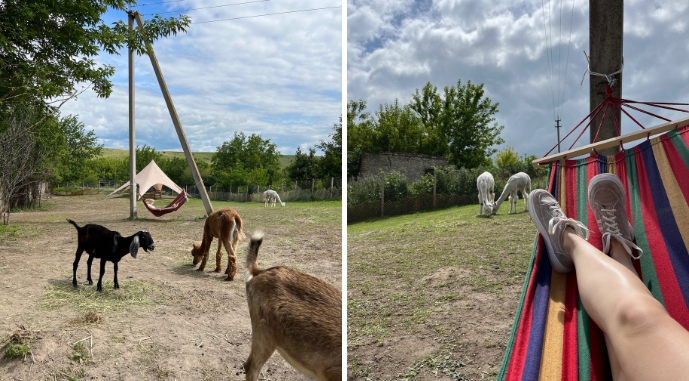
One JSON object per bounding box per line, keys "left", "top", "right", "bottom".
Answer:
{"left": 109, "top": 160, "right": 183, "bottom": 199}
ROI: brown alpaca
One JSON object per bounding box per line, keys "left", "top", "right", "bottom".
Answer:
{"left": 191, "top": 208, "right": 245, "bottom": 281}
{"left": 243, "top": 231, "right": 342, "bottom": 381}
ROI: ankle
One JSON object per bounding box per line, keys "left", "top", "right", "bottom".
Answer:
{"left": 562, "top": 226, "right": 579, "bottom": 255}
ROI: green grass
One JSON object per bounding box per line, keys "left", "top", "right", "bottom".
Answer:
{"left": 41, "top": 280, "right": 154, "bottom": 314}
{"left": 0, "top": 224, "right": 24, "bottom": 242}
{"left": 348, "top": 204, "right": 535, "bottom": 345}
{"left": 99, "top": 148, "right": 295, "bottom": 168}
{"left": 3, "top": 341, "right": 31, "bottom": 359}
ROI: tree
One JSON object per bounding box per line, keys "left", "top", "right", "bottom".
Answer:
{"left": 0, "top": 1, "right": 190, "bottom": 105}
{"left": 410, "top": 82, "right": 446, "bottom": 156}
{"left": 211, "top": 132, "right": 281, "bottom": 186}
{"left": 50, "top": 116, "right": 103, "bottom": 184}
{"left": 347, "top": 100, "right": 373, "bottom": 178}
{"left": 316, "top": 116, "right": 342, "bottom": 180}
{"left": 494, "top": 146, "right": 520, "bottom": 175}
{"left": 0, "top": 106, "right": 45, "bottom": 224}
{"left": 286, "top": 147, "right": 320, "bottom": 186}
{"left": 136, "top": 144, "right": 162, "bottom": 171}
{"left": 440, "top": 80, "right": 504, "bottom": 168}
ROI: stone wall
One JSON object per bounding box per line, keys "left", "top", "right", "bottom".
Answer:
{"left": 359, "top": 152, "right": 449, "bottom": 182}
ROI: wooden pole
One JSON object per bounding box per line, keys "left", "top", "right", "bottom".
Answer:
{"left": 381, "top": 174, "right": 384, "bottom": 217}
{"left": 433, "top": 167, "right": 437, "bottom": 210}
{"left": 589, "top": 0, "right": 623, "bottom": 156}
{"left": 128, "top": 11, "right": 137, "bottom": 220}
{"left": 133, "top": 12, "right": 213, "bottom": 215}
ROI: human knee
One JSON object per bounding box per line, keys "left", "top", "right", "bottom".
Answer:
{"left": 615, "top": 295, "right": 667, "bottom": 335}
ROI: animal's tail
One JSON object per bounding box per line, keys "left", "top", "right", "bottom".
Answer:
{"left": 235, "top": 215, "right": 246, "bottom": 240}
{"left": 245, "top": 231, "right": 264, "bottom": 281}
{"left": 67, "top": 219, "right": 80, "bottom": 230}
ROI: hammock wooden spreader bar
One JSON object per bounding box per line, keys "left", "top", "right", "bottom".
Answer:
{"left": 533, "top": 115, "right": 689, "bottom": 167}
{"left": 141, "top": 191, "right": 188, "bottom": 217}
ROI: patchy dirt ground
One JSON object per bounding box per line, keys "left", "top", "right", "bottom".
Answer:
{"left": 347, "top": 205, "right": 535, "bottom": 381}
{"left": 0, "top": 195, "right": 342, "bottom": 381}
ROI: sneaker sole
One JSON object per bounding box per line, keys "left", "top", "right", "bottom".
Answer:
{"left": 527, "top": 190, "right": 571, "bottom": 273}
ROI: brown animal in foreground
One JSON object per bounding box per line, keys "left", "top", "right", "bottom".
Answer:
{"left": 243, "top": 231, "right": 342, "bottom": 381}
{"left": 191, "top": 208, "right": 245, "bottom": 280}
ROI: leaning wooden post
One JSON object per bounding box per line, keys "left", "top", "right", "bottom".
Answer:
{"left": 330, "top": 177, "right": 334, "bottom": 199}
{"left": 133, "top": 12, "right": 213, "bottom": 215}
{"left": 381, "top": 174, "right": 385, "bottom": 217}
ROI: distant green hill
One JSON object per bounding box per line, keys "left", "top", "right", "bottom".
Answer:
{"left": 99, "top": 148, "right": 295, "bottom": 168}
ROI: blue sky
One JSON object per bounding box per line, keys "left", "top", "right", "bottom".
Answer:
{"left": 348, "top": 0, "right": 689, "bottom": 160}
{"left": 61, "top": 0, "right": 342, "bottom": 154}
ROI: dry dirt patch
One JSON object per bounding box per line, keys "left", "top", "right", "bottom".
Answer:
{"left": 0, "top": 195, "right": 341, "bottom": 380}
{"left": 348, "top": 206, "right": 535, "bottom": 380}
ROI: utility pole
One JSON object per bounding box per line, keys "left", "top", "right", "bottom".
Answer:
{"left": 555, "top": 117, "right": 561, "bottom": 153}
{"left": 128, "top": 11, "right": 137, "bottom": 220}
{"left": 133, "top": 12, "right": 213, "bottom": 215}
{"left": 589, "top": 0, "right": 623, "bottom": 156}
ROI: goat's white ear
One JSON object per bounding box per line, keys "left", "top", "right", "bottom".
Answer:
{"left": 130, "top": 235, "right": 140, "bottom": 258}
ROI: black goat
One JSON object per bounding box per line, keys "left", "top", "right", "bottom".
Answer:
{"left": 67, "top": 219, "right": 155, "bottom": 291}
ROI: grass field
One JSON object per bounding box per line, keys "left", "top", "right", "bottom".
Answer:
{"left": 347, "top": 203, "right": 537, "bottom": 380}
{"left": 99, "top": 148, "right": 295, "bottom": 168}
{"left": 0, "top": 195, "right": 341, "bottom": 380}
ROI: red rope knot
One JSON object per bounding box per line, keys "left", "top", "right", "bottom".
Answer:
{"left": 605, "top": 85, "right": 614, "bottom": 98}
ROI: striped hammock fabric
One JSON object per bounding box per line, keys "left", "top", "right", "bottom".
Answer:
{"left": 497, "top": 125, "right": 689, "bottom": 381}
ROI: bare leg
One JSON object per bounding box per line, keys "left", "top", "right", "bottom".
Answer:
{"left": 563, "top": 229, "right": 689, "bottom": 381}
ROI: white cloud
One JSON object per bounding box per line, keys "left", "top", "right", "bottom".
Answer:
{"left": 348, "top": 0, "right": 689, "bottom": 160}
{"left": 61, "top": 0, "right": 342, "bottom": 154}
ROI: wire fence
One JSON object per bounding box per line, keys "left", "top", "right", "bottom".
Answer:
{"left": 51, "top": 178, "right": 342, "bottom": 203}
{"left": 347, "top": 170, "right": 547, "bottom": 224}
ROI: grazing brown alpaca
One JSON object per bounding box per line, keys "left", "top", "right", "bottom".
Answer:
{"left": 243, "top": 231, "right": 342, "bottom": 381}
{"left": 191, "top": 208, "right": 245, "bottom": 281}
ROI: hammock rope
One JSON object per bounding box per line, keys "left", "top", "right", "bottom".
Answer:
{"left": 543, "top": 86, "right": 689, "bottom": 158}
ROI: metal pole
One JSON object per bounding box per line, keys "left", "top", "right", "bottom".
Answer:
{"left": 589, "top": 0, "right": 623, "bottom": 156}
{"left": 128, "top": 11, "right": 137, "bottom": 220}
{"left": 133, "top": 12, "right": 213, "bottom": 215}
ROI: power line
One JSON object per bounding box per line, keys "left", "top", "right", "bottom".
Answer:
{"left": 152, "top": 0, "right": 270, "bottom": 15}
{"left": 135, "top": 0, "right": 190, "bottom": 7}
{"left": 192, "top": 6, "right": 341, "bottom": 24}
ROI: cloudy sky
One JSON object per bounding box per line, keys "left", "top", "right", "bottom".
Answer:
{"left": 348, "top": 0, "right": 689, "bottom": 159}
{"left": 61, "top": 0, "right": 342, "bottom": 154}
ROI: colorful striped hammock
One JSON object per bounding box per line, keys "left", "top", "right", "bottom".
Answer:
{"left": 497, "top": 125, "right": 689, "bottom": 381}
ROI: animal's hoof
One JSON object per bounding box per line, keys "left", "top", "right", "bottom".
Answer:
{"left": 97, "top": 287, "right": 103, "bottom": 292}
{"left": 213, "top": 269, "right": 222, "bottom": 273}
{"left": 72, "top": 283, "right": 78, "bottom": 289}
{"left": 88, "top": 280, "right": 93, "bottom": 285}
{"left": 224, "top": 276, "right": 233, "bottom": 281}
{"left": 196, "top": 268, "right": 204, "bottom": 271}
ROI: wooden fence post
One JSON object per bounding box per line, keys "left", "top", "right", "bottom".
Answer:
{"left": 381, "top": 174, "right": 385, "bottom": 217}
{"left": 433, "top": 167, "right": 437, "bottom": 210}
{"left": 330, "top": 177, "right": 333, "bottom": 199}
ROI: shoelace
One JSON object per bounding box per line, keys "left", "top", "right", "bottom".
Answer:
{"left": 545, "top": 202, "right": 590, "bottom": 240}
{"left": 600, "top": 207, "right": 643, "bottom": 259}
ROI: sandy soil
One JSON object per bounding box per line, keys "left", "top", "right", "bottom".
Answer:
{"left": 0, "top": 195, "right": 342, "bottom": 381}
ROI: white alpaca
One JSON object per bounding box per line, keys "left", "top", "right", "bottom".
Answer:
{"left": 494, "top": 172, "right": 531, "bottom": 214}
{"left": 476, "top": 171, "right": 495, "bottom": 217}
{"left": 263, "top": 189, "right": 285, "bottom": 207}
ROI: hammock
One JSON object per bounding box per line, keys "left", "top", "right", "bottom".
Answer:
{"left": 141, "top": 191, "right": 188, "bottom": 217}
{"left": 498, "top": 94, "right": 689, "bottom": 380}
